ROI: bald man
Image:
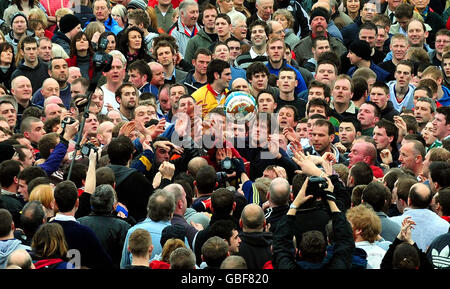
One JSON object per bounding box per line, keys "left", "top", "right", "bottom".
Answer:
{"left": 149, "top": 62, "right": 165, "bottom": 92}
{"left": 238, "top": 203, "right": 272, "bottom": 269}
{"left": 349, "top": 141, "right": 384, "bottom": 178}
{"left": 32, "top": 78, "right": 60, "bottom": 108}
{"left": 187, "top": 157, "right": 209, "bottom": 179}
{"left": 6, "top": 249, "right": 35, "bottom": 269}
{"left": 390, "top": 183, "right": 450, "bottom": 251}
{"left": 231, "top": 78, "right": 251, "bottom": 93}
{"left": 68, "top": 67, "right": 82, "bottom": 84}
{"left": 399, "top": 140, "right": 425, "bottom": 177}
{"left": 11, "top": 76, "right": 33, "bottom": 113}
{"left": 43, "top": 103, "right": 64, "bottom": 121}
{"left": 43, "top": 95, "right": 64, "bottom": 107}
{"left": 97, "top": 121, "right": 114, "bottom": 146}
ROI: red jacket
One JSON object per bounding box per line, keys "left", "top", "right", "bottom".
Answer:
{"left": 66, "top": 55, "right": 94, "bottom": 80}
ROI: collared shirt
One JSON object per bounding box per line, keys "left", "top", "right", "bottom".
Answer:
{"left": 1, "top": 189, "right": 17, "bottom": 197}
{"left": 249, "top": 47, "right": 267, "bottom": 59}
{"left": 54, "top": 213, "right": 78, "bottom": 222}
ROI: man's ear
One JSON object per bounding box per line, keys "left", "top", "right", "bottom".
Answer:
{"left": 239, "top": 219, "right": 243, "bottom": 229}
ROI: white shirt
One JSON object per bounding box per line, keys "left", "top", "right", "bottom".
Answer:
{"left": 101, "top": 84, "right": 120, "bottom": 114}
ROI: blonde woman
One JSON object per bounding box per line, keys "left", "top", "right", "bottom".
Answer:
{"left": 29, "top": 184, "right": 56, "bottom": 220}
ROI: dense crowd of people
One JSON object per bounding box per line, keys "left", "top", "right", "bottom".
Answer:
{"left": 0, "top": 0, "right": 449, "bottom": 270}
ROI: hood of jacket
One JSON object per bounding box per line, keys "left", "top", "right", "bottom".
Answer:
{"left": 239, "top": 231, "right": 272, "bottom": 247}
{"left": 17, "top": 59, "right": 44, "bottom": 71}
{"left": 0, "top": 239, "right": 22, "bottom": 266}
{"left": 107, "top": 164, "right": 137, "bottom": 187}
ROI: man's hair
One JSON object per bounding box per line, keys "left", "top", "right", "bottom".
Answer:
{"left": 395, "top": 3, "right": 414, "bottom": 19}
{"left": 195, "top": 165, "right": 217, "bottom": 194}
{"left": 179, "top": 0, "right": 198, "bottom": 13}
{"left": 127, "top": 8, "right": 150, "bottom": 28}
{"left": 408, "top": 184, "right": 432, "bottom": 209}
{"left": 153, "top": 40, "right": 176, "bottom": 58}
{"left": 429, "top": 161, "right": 450, "bottom": 189}
{"left": 63, "top": 163, "right": 87, "bottom": 189}
{"left": 416, "top": 97, "right": 436, "bottom": 113}
{"left": 340, "top": 116, "right": 362, "bottom": 133}
{"left": 216, "top": 13, "right": 231, "bottom": 24}
{"left": 206, "top": 59, "right": 230, "bottom": 84}
{"left": 128, "top": 59, "right": 152, "bottom": 81}
{"left": 436, "top": 106, "right": 450, "bottom": 125}
{"left": 350, "top": 161, "right": 374, "bottom": 186}
{"left": 91, "top": 184, "right": 116, "bottom": 214}
{"left": 268, "top": 178, "right": 290, "bottom": 206}
{"left": 246, "top": 62, "right": 270, "bottom": 80}
{"left": 316, "top": 57, "right": 339, "bottom": 75}
{"left": 240, "top": 205, "right": 265, "bottom": 230}
{"left": 362, "top": 181, "right": 390, "bottom": 212}
{"left": 307, "top": 98, "right": 332, "bottom": 117}
{"left": 279, "top": 105, "right": 299, "bottom": 122}
{"left": 375, "top": 119, "right": 398, "bottom": 143}
{"left": 17, "top": 166, "right": 47, "bottom": 184}
{"left": 20, "top": 36, "right": 38, "bottom": 51}
{"left": 299, "top": 230, "right": 327, "bottom": 263}
{"left": 401, "top": 115, "right": 418, "bottom": 135}
{"left": 363, "top": 100, "right": 381, "bottom": 119}
{"left": 170, "top": 247, "right": 196, "bottom": 269}
{"left": 220, "top": 255, "right": 247, "bottom": 269}
{"left": 396, "top": 176, "right": 418, "bottom": 204}
{"left": 38, "top": 133, "right": 59, "bottom": 159}
{"left": 0, "top": 160, "right": 21, "bottom": 188}
{"left": 311, "top": 36, "right": 329, "bottom": 49}
{"left": 249, "top": 20, "right": 269, "bottom": 37}
{"left": 0, "top": 208, "right": 13, "bottom": 238}
{"left": 353, "top": 67, "right": 377, "bottom": 81}
{"left": 313, "top": 119, "right": 335, "bottom": 135}
{"left": 427, "top": 147, "right": 450, "bottom": 163}
{"left": 346, "top": 204, "right": 381, "bottom": 243}
{"left": 96, "top": 166, "right": 116, "bottom": 187}
{"left": 201, "top": 236, "right": 229, "bottom": 268}
{"left": 208, "top": 219, "right": 237, "bottom": 242}
{"left": 308, "top": 80, "right": 332, "bottom": 100}
{"left": 27, "top": 177, "right": 51, "bottom": 194}
{"left": 107, "top": 135, "right": 134, "bottom": 166}
{"left": 146, "top": 189, "right": 175, "bottom": 221}
{"left": 54, "top": 180, "right": 78, "bottom": 213}
{"left": 193, "top": 48, "right": 212, "bottom": 60}
{"left": 359, "top": 21, "right": 378, "bottom": 35}
{"left": 20, "top": 200, "right": 45, "bottom": 235}
{"left": 128, "top": 228, "right": 152, "bottom": 258}
{"left": 19, "top": 116, "right": 41, "bottom": 134}
{"left": 334, "top": 74, "right": 354, "bottom": 92}
{"left": 115, "top": 82, "right": 138, "bottom": 100}
{"left": 397, "top": 60, "right": 414, "bottom": 75}
{"left": 436, "top": 187, "right": 450, "bottom": 216}
{"left": 392, "top": 242, "right": 420, "bottom": 269}
{"left": 211, "top": 188, "right": 235, "bottom": 215}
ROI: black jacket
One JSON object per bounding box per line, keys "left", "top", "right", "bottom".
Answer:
{"left": 381, "top": 237, "right": 433, "bottom": 269}
{"left": 272, "top": 211, "right": 354, "bottom": 269}
{"left": 78, "top": 213, "right": 131, "bottom": 268}
{"left": 237, "top": 231, "right": 273, "bottom": 269}
{"left": 380, "top": 100, "right": 399, "bottom": 123}
{"left": 107, "top": 165, "right": 153, "bottom": 222}
{"left": 265, "top": 205, "right": 289, "bottom": 234}
{"left": 11, "top": 60, "right": 50, "bottom": 94}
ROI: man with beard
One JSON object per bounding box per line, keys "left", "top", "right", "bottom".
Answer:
{"left": 116, "top": 83, "right": 138, "bottom": 121}
{"left": 293, "top": 7, "right": 347, "bottom": 66}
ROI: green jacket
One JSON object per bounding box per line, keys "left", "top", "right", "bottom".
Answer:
{"left": 184, "top": 29, "right": 214, "bottom": 64}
